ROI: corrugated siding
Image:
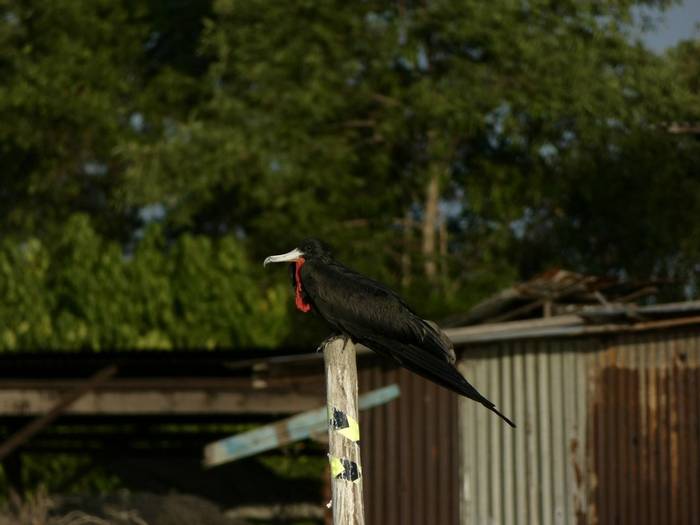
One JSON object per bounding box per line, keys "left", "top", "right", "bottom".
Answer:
{"left": 457, "top": 328, "right": 700, "bottom": 525}
{"left": 358, "top": 360, "right": 460, "bottom": 525}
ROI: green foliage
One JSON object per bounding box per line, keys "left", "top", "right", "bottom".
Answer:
{"left": 0, "top": 0, "right": 143, "bottom": 239}
{"left": 0, "top": 454, "right": 122, "bottom": 499}
{"left": 0, "top": 0, "right": 698, "bottom": 342}
{"left": 0, "top": 215, "right": 289, "bottom": 350}
{"left": 668, "top": 39, "right": 700, "bottom": 119}
{"left": 258, "top": 449, "right": 326, "bottom": 481}
{"left": 117, "top": 0, "right": 700, "bottom": 310}
{"left": 21, "top": 454, "right": 123, "bottom": 495}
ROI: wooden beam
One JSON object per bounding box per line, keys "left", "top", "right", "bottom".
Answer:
{"left": 0, "top": 376, "right": 324, "bottom": 390}
{"left": 0, "top": 365, "right": 118, "bottom": 460}
{"left": 0, "top": 389, "right": 324, "bottom": 417}
{"left": 203, "top": 384, "right": 400, "bottom": 467}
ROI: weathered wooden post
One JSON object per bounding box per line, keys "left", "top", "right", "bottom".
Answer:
{"left": 323, "top": 336, "right": 365, "bottom": 525}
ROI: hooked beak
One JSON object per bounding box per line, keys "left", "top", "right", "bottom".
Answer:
{"left": 263, "top": 247, "right": 304, "bottom": 267}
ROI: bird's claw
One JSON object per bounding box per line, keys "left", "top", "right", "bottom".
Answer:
{"left": 316, "top": 334, "right": 349, "bottom": 352}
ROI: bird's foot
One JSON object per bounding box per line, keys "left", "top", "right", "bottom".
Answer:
{"left": 316, "top": 334, "right": 350, "bottom": 352}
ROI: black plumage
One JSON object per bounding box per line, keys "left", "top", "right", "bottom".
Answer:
{"left": 264, "top": 238, "right": 515, "bottom": 428}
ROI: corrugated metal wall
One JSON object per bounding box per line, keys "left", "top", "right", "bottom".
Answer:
{"left": 358, "top": 360, "right": 460, "bottom": 525}
{"left": 457, "top": 328, "right": 700, "bottom": 525}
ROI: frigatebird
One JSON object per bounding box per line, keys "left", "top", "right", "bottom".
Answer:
{"left": 264, "top": 238, "right": 515, "bottom": 428}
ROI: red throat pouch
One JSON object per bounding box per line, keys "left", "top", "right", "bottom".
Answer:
{"left": 294, "top": 258, "right": 312, "bottom": 313}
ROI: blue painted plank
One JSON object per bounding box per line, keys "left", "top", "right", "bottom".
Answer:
{"left": 204, "top": 384, "right": 400, "bottom": 467}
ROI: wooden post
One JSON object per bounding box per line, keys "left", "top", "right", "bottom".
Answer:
{"left": 323, "top": 337, "right": 365, "bottom": 525}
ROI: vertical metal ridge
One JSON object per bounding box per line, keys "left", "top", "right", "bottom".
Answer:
{"left": 459, "top": 356, "right": 476, "bottom": 525}
{"left": 675, "top": 335, "right": 689, "bottom": 525}
{"left": 512, "top": 341, "right": 528, "bottom": 525}
{"left": 489, "top": 348, "right": 502, "bottom": 525}
{"left": 608, "top": 339, "right": 620, "bottom": 524}
{"left": 372, "top": 365, "right": 383, "bottom": 525}
{"left": 425, "top": 378, "right": 437, "bottom": 525}
{"left": 452, "top": 384, "right": 460, "bottom": 525}
{"left": 633, "top": 330, "right": 647, "bottom": 525}
{"left": 501, "top": 344, "right": 516, "bottom": 525}
{"left": 538, "top": 340, "right": 554, "bottom": 525}
{"left": 627, "top": 337, "right": 638, "bottom": 525}
{"left": 474, "top": 354, "right": 487, "bottom": 522}
{"left": 657, "top": 332, "right": 670, "bottom": 525}
{"left": 561, "top": 345, "right": 575, "bottom": 524}
{"left": 664, "top": 333, "right": 675, "bottom": 525}
{"left": 524, "top": 345, "right": 540, "bottom": 525}
{"left": 691, "top": 360, "right": 698, "bottom": 525}
{"left": 437, "top": 369, "right": 449, "bottom": 525}
{"left": 411, "top": 372, "right": 424, "bottom": 525}
{"left": 688, "top": 333, "right": 700, "bottom": 525}
{"left": 649, "top": 333, "right": 661, "bottom": 525}
{"left": 551, "top": 347, "right": 566, "bottom": 524}
{"left": 385, "top": 365, "right": 398, "bottom": 525}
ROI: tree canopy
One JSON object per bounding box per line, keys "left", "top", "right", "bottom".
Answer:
{"left": 0, "top": 0, "right": 698, "bottom": 349}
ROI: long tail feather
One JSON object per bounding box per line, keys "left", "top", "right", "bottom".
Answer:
{"left": 363, "top": 336, "right": 516, "bottom": 428}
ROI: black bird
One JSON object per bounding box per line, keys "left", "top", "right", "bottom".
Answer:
{"left": 264, "top": 238, "right": 515, "bottom": 428}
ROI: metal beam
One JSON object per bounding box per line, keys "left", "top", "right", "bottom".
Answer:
{"left": 204, "top": 384, "right": 400, "bottom": 467}
{"left": 449, "top": 314, "right": 700, "bottom": 344}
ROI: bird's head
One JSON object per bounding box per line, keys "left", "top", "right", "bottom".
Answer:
{"left": 263, "top": 238, "right": 331, "bottom": 266}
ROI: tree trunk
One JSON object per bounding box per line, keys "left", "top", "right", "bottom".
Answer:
{"left": 439, "top": 217, "right": 448, "bottom": 289}
{"left": 401, "top": 212, "right": 413, "bottom": 289}
{"left": 422, "top": 172, "right": 440, "bottom": 281}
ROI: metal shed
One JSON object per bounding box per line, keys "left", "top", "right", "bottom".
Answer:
{"left": 452, "top": 302, "right": 700, "bottom": 525}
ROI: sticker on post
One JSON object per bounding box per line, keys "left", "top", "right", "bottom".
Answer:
{"left": 328, "top": 406, "right": 360, "bottom": 442}
{"left": 329, "top": 456, "right": 362, "bottom": 483}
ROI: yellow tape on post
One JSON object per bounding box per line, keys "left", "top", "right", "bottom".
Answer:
{"left": 329, "top": 455, "right": 362, "bottom": 483}
{"left": 328, "top": 406, "right": 360, "bottom": 442}
{"left": 330, "top": 456, "right": 344, "bottom": 478}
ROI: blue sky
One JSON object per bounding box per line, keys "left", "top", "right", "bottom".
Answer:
{"left": 643, "top": 0, "right": 700, "bottom": 52}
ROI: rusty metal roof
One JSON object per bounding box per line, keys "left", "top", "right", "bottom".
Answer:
{"left": 443, "top": 269, "right": 663, "bottom": 327}
{"left": 436, "top": 269, "right": 700, "bottom": 346}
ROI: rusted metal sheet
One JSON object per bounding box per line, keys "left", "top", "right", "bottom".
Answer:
{"left": 457, "top": 327, "right": 700, "bottom": 525}
{"left": 358, "top": 360, "right": 460, "bottom": 525}
{"left": 589, "top": 330, "right": 700, "bottom": 525}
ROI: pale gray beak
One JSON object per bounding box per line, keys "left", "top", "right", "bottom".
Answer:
{"left": 263, "top": 247, "right": 304, "bottom": 267}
